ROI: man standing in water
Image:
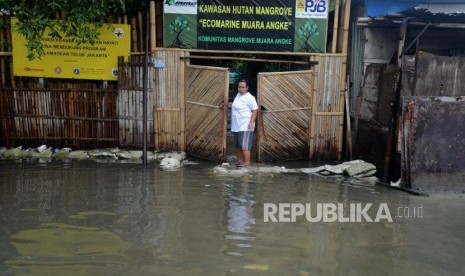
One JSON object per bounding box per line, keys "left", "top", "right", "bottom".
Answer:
{"left": 231, "top": 79, "right": 258, "bottom": 167}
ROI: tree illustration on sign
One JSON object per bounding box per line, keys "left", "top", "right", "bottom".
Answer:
{"left": 297, "top": 20, "right": 321, "bottom": 53}
{"left": 168, "top": 16, "right": 193, "bottom": 48}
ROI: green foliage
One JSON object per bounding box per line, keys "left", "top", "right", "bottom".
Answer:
{"left": 0, "top": 0, "right": 131, "bottom": 60}
{"left": 297, "top": 20, "right": 321, "bottom": 53}
{"left": 298, "top": 20, "right": 320, "bottom": 39}
{"left": 329, "top": 0, "right": 336, "bottom": 12}
{"left": 167, "top": 16, "right": 192, "bottom": 48}
{"left": 168, "top": 16, "right": 190, "bottom": 34}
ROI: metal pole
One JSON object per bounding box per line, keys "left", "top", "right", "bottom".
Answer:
{"left": 142, "top": 0, "right": 149, "bottom": 165}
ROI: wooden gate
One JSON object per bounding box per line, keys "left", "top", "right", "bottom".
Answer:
{"left": 257, "top": 70, "right": 314, "bottom": 162}
{"left": 184, "top": 65, "right": 229, "bottom": 161}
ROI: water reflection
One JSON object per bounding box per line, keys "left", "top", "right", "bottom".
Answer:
{"left": 224, "top": 174, "right": 256, "bottom": 256}
{"left": 0, "top": 160, "right": 464, "bottom": 275}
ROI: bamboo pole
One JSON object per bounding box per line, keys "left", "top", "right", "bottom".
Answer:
{"left": 0, "top": 18, "right": 6, "bottom": 88}
{"left": 309, "top": 56, "right": 319, "bottom": 159}
{"left": 143, "top": 7, "right": 150, "bottom": 164}
{"left": 138, "top": 11, "right": 144, "bottom": 52}
{"left": 179, "top": 51, "right": 186, "bottom": 151}
{"left": 308, "top": 70, "right": 316, "bottom": 160}
{"left": 257, "top": 73, "right": 262, "bottom": 162}
{"left": 0, "top": 56, "right": 5, "bottom": 88}
{"left": 337, "top": 1, "right": 344, "bottom": 52}
{"left": 341, "top": 0, "right": 351, "bottom": 59}
{"left": 345, "top": 79, "right": 353, "bottom": 160}
{"left": 184, "top": 55, "right": 312, "bottom": 65}
{"left": 186, "top": 48, "right": 342, "bottom": 57}
{"left": 338, "top": 0, "right": 351, "bottom": 160}
{"left": 131, "top": 17, "right": 138, "bottom": 52}
{"left": 220, "top": 76, "right": 228, "bottom": 158}
{"left": 6, "top": 17, "right": 15, "bottom": 88}
{"left": 332, "top": 0, "right": 340, "bottom": 53}
{"left": 150, "top": 1, "right": 156, "bottom": 52}
{"left": 153, "top": 51, "right": 160, "bottom": 150}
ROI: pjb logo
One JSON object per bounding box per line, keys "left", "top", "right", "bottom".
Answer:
{"left": 306, "top": 0, "right": 327, "bottom": 13}
{"left": 296, "top": 0, "right": 328, "bottom": 18}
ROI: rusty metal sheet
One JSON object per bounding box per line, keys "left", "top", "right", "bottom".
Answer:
{"left": 401, "top": 96, "right": 465, "bottom": 193}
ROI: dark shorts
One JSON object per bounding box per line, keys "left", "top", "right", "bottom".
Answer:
{"left": 234, "top": 131, "right": 254, "bottom": 151}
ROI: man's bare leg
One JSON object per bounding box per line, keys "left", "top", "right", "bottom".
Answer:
{"left": 236, "top": 148, "right": 244, "bottom": 164}
{"left": 243, "top": 150, "right": 251, "bottom": 166}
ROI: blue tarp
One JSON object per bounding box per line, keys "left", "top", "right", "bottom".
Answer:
{"left": 367, "top": 1, "right": 416, "bottom": 17}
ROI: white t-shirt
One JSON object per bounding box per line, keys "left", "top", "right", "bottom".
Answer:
{"left": 231, "top": 92, "right": 258, "bottom": 132}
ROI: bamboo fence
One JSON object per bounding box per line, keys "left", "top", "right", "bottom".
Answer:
{"left": 117, "top": 55, "right": 154, "bottom": 148}
{"left": 152, "top": 49, "right": 186, "bottom": 151}
{"left": 0, "top": 0, "right": 348, "bottom": 160}
{"left": 0, "top": 5, "right": 155, "bottom": 149}
{"left": 311, "top": 55, "right": 345, "bottom": 161}
{"left": 0, "top": 88, "right": 118, "bottom": 149}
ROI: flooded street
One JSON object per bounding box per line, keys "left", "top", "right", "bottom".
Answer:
{"left": 1, "top": 159, "right": 464, "bottom": 275}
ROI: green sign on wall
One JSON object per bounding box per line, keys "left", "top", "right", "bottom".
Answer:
{"left": 163, "top": 0, "right": 329, "bottom": 53}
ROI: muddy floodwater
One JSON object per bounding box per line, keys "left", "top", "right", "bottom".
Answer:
{"left": 1, "top": 159, "right": 464, "bottom": 275}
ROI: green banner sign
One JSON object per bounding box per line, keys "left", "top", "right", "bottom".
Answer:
{"left": 163, "top": 0, "right": 328, "bottom": 53}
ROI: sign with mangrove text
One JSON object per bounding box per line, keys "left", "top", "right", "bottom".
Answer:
{"left": 163, "top": 0, "right": 328, "bottom": 53}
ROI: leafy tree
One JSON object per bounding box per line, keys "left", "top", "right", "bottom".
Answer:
{"left": 0, "top": 0, "right": 135, "bottom": 60}
{"left": 167, "top": 16, "right": 192, "bottom": 49}
{"left": 297, "top": 19, "right": 321, "bottom": 53}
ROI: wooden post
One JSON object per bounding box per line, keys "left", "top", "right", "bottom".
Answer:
{"left": 150, "top": 1, "right": 156, "bottom": 52}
